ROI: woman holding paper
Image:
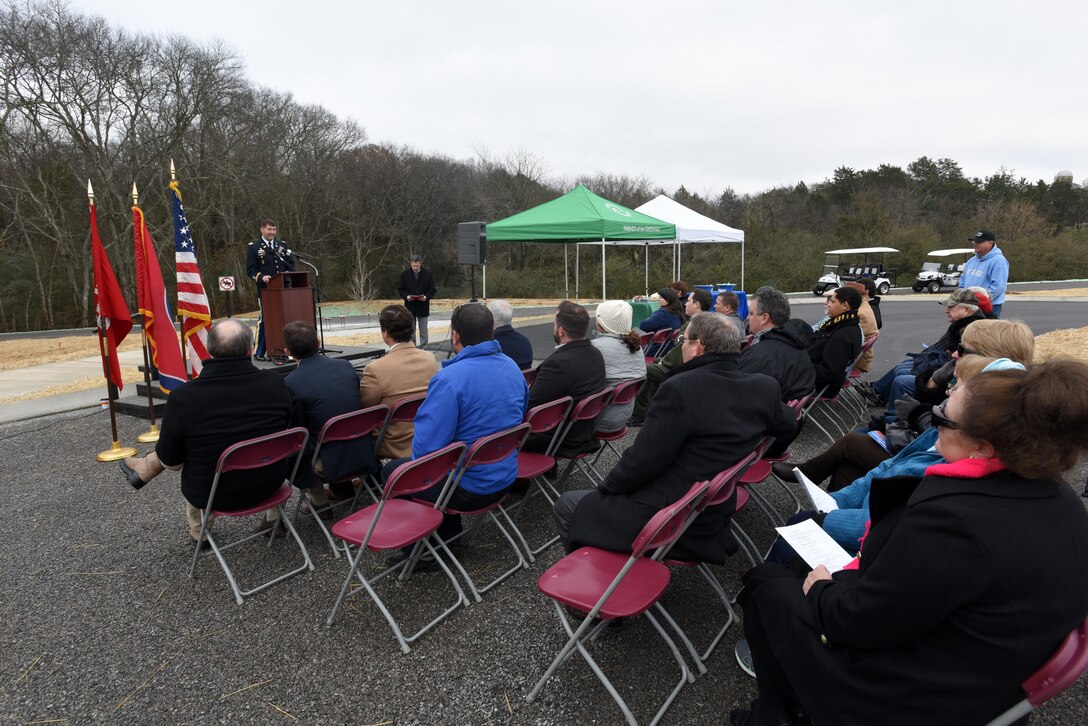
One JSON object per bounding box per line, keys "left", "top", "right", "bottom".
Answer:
{"left": 731, "top": 360, "right": 1088, "bottom": 726}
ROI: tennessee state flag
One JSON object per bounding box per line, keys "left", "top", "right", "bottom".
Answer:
{"left": 133, "top": 205, "right": 187, "bottom": 392}
{"left": 90, "top": 200, "right": 133, "bottom": 389}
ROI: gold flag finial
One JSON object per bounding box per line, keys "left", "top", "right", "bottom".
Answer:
{"left": 87, "top": 179, "right": 95, "bottom": 204}
{"left": 131, "top": 182, "right": 138, "bottom": 206}
{"left": 170, "top": 158, "right": 176, "bottom": 181}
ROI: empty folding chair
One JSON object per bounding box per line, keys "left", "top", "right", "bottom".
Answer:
{"left": 550, "top": 387, "right": 616, "bottom": 488}
{"left": 654, "top": 453, "right": 757, "bottom": 674}
{"left": 513, "top": 396, "right": 574, "bottom": 558}
{"left": 293, "top": 404, "right": 390, "bottom": 557}
{"left": 527, "top": 481, "right": 710, "bottom": 726}
{"left": 325, "top": 442, "right": 468, "bottom": 653}
{"left": 190, "top": 427, "right": 315, "bottom": 605}
{"left": 428, "top": 422, "right": 533, "bottom": 603}
{"left": 585, "top": 378, "right": 646, "bottom": 480}
{"left": 987, "top": 616, "right": 1088, "bottom": 726}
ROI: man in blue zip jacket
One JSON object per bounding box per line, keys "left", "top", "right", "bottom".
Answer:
{"left": 959, "top": 230, "right": 1009, "bottom": 318}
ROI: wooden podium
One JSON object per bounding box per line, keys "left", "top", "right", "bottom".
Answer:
{"left": 263, "top": 271, "right": 315, "bottom": 354}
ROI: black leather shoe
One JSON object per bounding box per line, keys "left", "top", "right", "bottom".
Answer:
{"left": 118, "top": 460, "right": 147, "bottom": 491}
{"left": 771, "top": 462, "right": 799, "bottom": 483}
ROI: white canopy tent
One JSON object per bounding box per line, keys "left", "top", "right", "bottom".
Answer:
{"left": 573, "top": 195, "right": 746, "bottom": 299}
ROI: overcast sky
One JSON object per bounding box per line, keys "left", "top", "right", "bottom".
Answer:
{"left": 70, "top": 0, "right": 1087, "bottom": 196}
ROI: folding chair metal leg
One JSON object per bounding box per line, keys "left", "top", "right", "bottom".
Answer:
{"left": 654, "top": 601, "right": 707, "bottom": 677}
{"left": 730, "top": 521, "right": 763, "bottom": 568}
{"left": 695, "top": 563, "right": 738, "bottom": 662}
{"left": 437, "top": 511, "right": 526, "bottom": 603}
{"left": 191, "top": 504, "right": 314, "bottom": 606}
{"left": 744, "top": 484, "right": 786, "bottom": 526}
{"left": 326, "top": 537, "right": 468, "bottom": 653}
{"left": 509, "top": 478, "right": 562, "bottom": 558}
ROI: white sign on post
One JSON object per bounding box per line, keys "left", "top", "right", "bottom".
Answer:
{"left": 218, "top": 276, "right": 235, "bottom": 292}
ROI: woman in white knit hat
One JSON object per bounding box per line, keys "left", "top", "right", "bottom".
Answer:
{"left": 591, "top": 300, "right": 647, "bottom": 432}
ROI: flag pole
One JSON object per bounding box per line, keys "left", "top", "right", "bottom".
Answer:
{"left": 90, "top": 180, "right": 137, "bottom": 462}
{"left": 170, "top": 159, "right": 191, "bottom": 378}
{"left": 132, "top": 182, "right": 160, "bottom": 444}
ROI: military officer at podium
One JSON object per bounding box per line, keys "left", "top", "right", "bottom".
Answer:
{"left": 246, "top": 218, "right": 296, "bottom": 361}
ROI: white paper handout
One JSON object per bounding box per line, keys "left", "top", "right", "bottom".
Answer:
{"left": 795, "top": 468, "right": 839, "bottom": 512}
{"left": 774, "top": 518, "right": 854, "bottom": 572}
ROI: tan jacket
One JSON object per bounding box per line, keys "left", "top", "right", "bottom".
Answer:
{"left": 360, "top": 343, "right": 440, "bottom": 459}
{"left": 853, "top": 299, "right": 879, "bottom": 372}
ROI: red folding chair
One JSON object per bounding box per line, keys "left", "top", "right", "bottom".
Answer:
{"left": 293, "top": 405, "right": 390, "bottom": 557}
{"left": 638, "top": 331, "right": 655, "bottom": 353}
{"left": 372, "top": 393, "right": 426, "bottom": 461}
{"left": 550, "top": 387, "right": 616, "bottom": 488}
{"left": 643, "top": 328, "right": 672, "bottom": 363}
{"left": 654, "top": 453, "right": 757, "bottom": 674}
{"left": 513, "top": 396, "right": 574, "bottom": 559}
{"left": 987, "top": 616, "right": 1088, "bottom": 726}
{"left": 522, "top": 367, "right": 538, "bottom": 387}
{"left": 427, "top": 422, "right": 532, "bottom": 603}
{"left": 189, "top": 427, "right": 314, "bottom": 605}
{"left": 325, "top": 442, "right": 468, "bottom": 653}
{"left": 527, "top": 481, "right": 710, "bottom": 726}
{"left": 584, "top": 377, "right": 646, "bottom": 480}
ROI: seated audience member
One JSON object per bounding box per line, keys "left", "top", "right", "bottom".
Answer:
{"left": 737, "top": 286, "right": 815, "bottom": 402}
{"left": 283, "top": 321, "right": 379, "bottom": 506}
{"left": 967, "top": 285, "right": 998, "bottom": 319}
{"left": 858, "top": 277, "right": 882, "bottom": 329}
{"left": 524, "top": 301, "right": 606, "bottom": 457}
{"left": 858, "top": 288, "right": 984, "bottom": 412}
{"left": 807, "top": 286, "right": 863, "bottom": 397}
{"left": 553, "top": 313, "right": 795, "bottom": 564}
{"left": 667, "top": 280, "right": 690, "bottom": 298}
{"left": 913, "top": 318, "right": 1034, "bottom": 407}
{"left": 629, "top": 288, "right": 712, "bottom": 426}
{"left": 118, "top": 319, "right": 291, "bottom": 547}
{"left": 714, "top": 290, "right": 747, "bottom": 337}
{"left": 590, "top": 301, "right": 646, "bottom": 433}
{"left": 360, "top": 304, "right": 440, "bottom": 460}
{"left": 777, "top": 319, "right": 1036, "bottom": 491}
{"left": 732, "top": 359, "right": 1088, "bottom": 726}
{"left": 638, "top": 287, "right": 685, "bottom": 334}
{"left": 488, "top": 298, "right": 534, "bottom": 370}
{"left": 845, "top": 281, "right": 878, "bottom": 373}
{"left": 383, "top": 303, "right": 527, "bottom": 563}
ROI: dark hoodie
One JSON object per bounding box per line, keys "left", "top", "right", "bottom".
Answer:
{"left": 737, "top": 318, "right": 817, "bottom": 401}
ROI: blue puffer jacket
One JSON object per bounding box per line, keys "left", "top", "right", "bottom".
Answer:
{"left": 822, "top": 427, "right": 942, "bottom": 553}
{"left": 958, "top": 245, "right": 1009, "bottom": 304}
{"left": 412, "top": 340, "right": 528, "bottom": 495}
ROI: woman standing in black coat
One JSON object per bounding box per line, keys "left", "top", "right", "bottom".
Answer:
{"left": 732, "top": 360, "right": 1088, "bottom": 726}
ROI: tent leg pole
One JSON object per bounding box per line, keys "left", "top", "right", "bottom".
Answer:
{"left": 644, "top": 242, "right": 649, "bottom": 296}
{"left": 741, "top": 241, "right": 745, "bottom": 291}
{"left": 601, "top": 239, "right": 606, "bottom": 301}
{"left": 564, "top": 244, "right": 569, "bottom": 300}
{"left": 575, "top": 245, "right": 580, "bottom": 302}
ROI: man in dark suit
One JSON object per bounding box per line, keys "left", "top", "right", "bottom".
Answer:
{"left": 245, "top": 218, "right": 297, "bottom": 361}
{"left": 118, "top": 318, "right": 292, "bottom": 548}
{"left": 737, "top": 285, "right": 816, "bottom": 402}
{"left": 283, "top": 321, "right": 379, "bottom": 512}
{"left": 397, "top": 255, "right": 436, "bottom": 348}
{"left": 524, "top": 300, "right": 606, "bottom": 457}
{"left": 553, "top": 313, "right": 795, "bottom": 564}
{"left": 487, "top": 298, "right": 534, "bottom": 370}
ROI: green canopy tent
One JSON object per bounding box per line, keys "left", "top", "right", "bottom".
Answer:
{"left": 485, "top": 185, "right": 676, "bottom": 300}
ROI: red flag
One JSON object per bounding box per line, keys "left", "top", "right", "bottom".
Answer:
{"left": 133, "top": 205, "right": 187, "bottom": 392}
{"left": 90, "top": 202, "right": 133, "bottom": 389}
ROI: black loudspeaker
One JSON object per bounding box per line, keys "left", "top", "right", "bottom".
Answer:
{"left": 457, "top": 221, "right": 486, "bottom": 265}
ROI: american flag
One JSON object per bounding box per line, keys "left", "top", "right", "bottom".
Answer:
{"left": 170, "top": 180, "right": 211, "bottom": 376}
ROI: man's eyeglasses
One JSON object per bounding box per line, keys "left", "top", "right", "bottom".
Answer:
{"left": 677, "top": 335, "right": 695, "bottom": 345}
{"left": 931, "top": 404, "right": 960, "bottom": 430}
{"left": 956, "top": 343, "right": 977, "bottom": 357}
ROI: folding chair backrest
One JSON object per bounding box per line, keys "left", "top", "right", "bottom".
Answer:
{"left": 639, "top": 331, "right": 655, "bottom": 352}
{"left": 1023, "top": 616, "right": 1088, "bottom": 707}
{"left": 389, "top": 394, "right": 426, "bottom": 423}
{"left": 569, "top": 386, "right": 616, "bottom": 424}
{"left": 315, "top": 405, "right": 390, "bottom": 451}
{"left": 525, "top": 396, "right": 574, "bottom": 434}
{"left": 217, "top": 427, "right": 309, "bottom": 473}
{"left": 382, "top": 442, "right": 466, "bottom": 500}
{"left": 703, "top": 452, "right": 757, "bottom": 509}
{"left": 860, "top": 330, "right": 880, "bottom": 356}
{"left": 609, "top": 378, "right": 645, "bottom": 407}
{"left": 787, "top": 394, "right": 813, "bottom": 420}
{"left": 464, "top": 422, "right": 532, "bottom": 468}
{"left": 630, "top": 481, "right": 709, "bottom": 557}
{"left": 522, "top": 367, "right": 538, "bottom": 387}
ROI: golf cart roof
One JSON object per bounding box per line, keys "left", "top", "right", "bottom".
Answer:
{"left": 823, "top": 247, "right": 899, "bottom": 255}
{"left": 927, "top": 248, "right": 976, "bottom": 257}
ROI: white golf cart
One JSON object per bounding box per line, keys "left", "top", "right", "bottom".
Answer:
{"left": 911, "top": 248, "right": 975, "bottom": 294}
{"left": 813, "top": 247, "right": 899, "bottom": 296}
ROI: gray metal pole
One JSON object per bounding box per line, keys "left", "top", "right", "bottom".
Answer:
{"left": 601, "top": 239, "right": 606, "bottom": 300}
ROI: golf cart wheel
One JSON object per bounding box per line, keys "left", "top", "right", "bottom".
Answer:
{"left": 927, "top": 280, "right": 941, "bottom": 294}
{"left": 878, "top": 282, "right": 891, "bottom": 295}
{"left": 813, "top": 285, "right": 826, "bottom": 296}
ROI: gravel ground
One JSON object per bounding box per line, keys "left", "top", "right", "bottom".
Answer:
{"left": 1, "top": 398, "right": 1085, "bottom": 724}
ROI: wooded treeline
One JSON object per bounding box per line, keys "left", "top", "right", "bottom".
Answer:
{"left": 2, "top": 1, "right": 1086, "bottom": 332}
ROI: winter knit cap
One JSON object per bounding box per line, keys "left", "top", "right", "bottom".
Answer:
{"left": 595, "top": 300, "right": 633, "bottom": 335}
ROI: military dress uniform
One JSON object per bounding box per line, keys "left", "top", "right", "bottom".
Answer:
{"left": 245, "top": 238, "right": 296, "bottom": 358}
